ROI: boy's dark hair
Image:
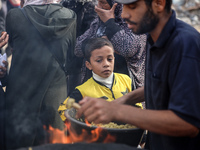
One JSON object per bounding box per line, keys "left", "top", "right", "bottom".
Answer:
{"left": 83, "top": 38, "right": 114, "bottom": 62}
{"left": 144, "top": 0, "right": 172, "bottom": 13}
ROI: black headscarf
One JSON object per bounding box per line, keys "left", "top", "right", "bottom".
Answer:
{"left": 106, "top": 0, "right": 113, "bottom": 7}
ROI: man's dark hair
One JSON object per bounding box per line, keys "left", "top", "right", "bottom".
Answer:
{"left": 144, "top": 0, "right": 172, "bottom": 13}
{"left": 83, "top": 38, "right": 114, "bottom": 62}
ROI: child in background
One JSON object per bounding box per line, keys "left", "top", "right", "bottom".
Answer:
{"left": 58, "top": 37, "right": 142, "bottom": 121}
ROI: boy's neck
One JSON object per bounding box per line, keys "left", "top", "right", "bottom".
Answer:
{"left": 92, "top": 72, "right": 114, "bottom": 89}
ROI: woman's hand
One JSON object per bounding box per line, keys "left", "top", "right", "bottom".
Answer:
{"left": 95, "top": 3, "right": 117, "bottom": 23}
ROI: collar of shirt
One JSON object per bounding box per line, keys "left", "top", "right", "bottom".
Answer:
{"left": 92, "top": 71, "right": 114, "bottom": 89}
{"left": 147, "top": 10, "right": 176, "bottom": 49}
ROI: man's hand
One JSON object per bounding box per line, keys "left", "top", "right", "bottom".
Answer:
{"left": 76, "top": 97, "right": 119, "bottom": 124}
{"left": 95, "top": 3, "right": 117, "bottom": 23}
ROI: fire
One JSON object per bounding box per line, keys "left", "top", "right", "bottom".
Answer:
{"left": 44, "top": 119, "right": 116, "bottom": 144}
{"left": 44, "top": 125, "right": 72, "bottom": 144}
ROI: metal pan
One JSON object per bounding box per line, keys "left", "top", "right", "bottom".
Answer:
{"left": 64, "top": 108, "right": 144, "bottom": 147}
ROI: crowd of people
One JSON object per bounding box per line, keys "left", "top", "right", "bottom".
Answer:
{"left": 0, "top": 0, "right": 199, "bottom": 150}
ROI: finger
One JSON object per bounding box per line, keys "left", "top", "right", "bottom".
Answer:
{"left": 0, "top": 32, "right": 8, "bottom": 42}
{"left": 86, "top": 113, "right": 99, "bottom": 123}
{"left": 93, "top": 115, "right": 108, "bottom": 124}
{"left": 0, "top": 32, "right": 7, "bottom": 39}
{"left": 79, "top": 96, "right": 90, "bottom": 105}
{"left": 0, "top": 66, "right": 7, "bottom": 74}
{"left": 0, "top": 34, "right": 9, "bottom": 48}
{"left": 5, "top": 34, "right": 9, "bottom": 43}
{"left": 111, "top": 3, "right": 118, "bottom": 12}
{"left": 2, "top": 61, "right": 8, "bottom": 67}
{"left": 85, "top": 100, "right": 107, "bottom": 123}
{"left": 94, "top": 5, "right": 104, "bottom": 13}
{"left": 76, "top": 97, "right": 92, "bottom": 118}
{"left": 83, "top": 106, "right": 98, "bottom": 122}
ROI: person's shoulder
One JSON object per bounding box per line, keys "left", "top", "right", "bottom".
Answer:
{"left": 76, "top": 77, "right": 94, "bottom": 88}
{"left": 175, "top": 19, "right": 200, "bottom": 40}
{"left": 6, "top": 8, "right": 22, "bottom": 21}
{"left": 169, "top": 19, "right": 200, "bottom": 50}
{"left": 51, "top": 4, "right": 76, "bottom": 17}
{"left": 169, "top": 19, "right": 200, "bottom": 61}
{"left": 7, "top": 7, "right": 21, "bottom": 15}
{"left": 59, "top": 4, "right": 75, "bottom": 12}
{"left": 114, "top": 73, "right": 131, "bottom": 81}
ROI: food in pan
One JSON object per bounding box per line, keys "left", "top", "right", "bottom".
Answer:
{"left": 77, "top": 118, "right": 136, "bottom": 129}
{"left": 91, "top": 122, "right": 137, "bottom": 129}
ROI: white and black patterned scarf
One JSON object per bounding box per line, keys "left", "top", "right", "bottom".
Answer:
{"left": 23, "top": 0, "right": 61, "bottom": 7}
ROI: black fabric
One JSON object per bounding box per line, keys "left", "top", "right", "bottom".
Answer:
{"left": 114, "top": 53, "right": 129, "bottom": 76}
{"left": 106, "top": 0, "right": 113, "bottom": 7}
{"left": 145, "top": 10, "right": 200, "bottom": 150}
{"left": 17, "top": 143, "right": 142, "bottom": 150}
{"left": 20, "top": 8, "right": 68, "bottom": 76}
{"left": 5, "top": 4, "right": 76, "bottom": 149}
{"left": 0, "top": 6, "right": 5, "bottom": 33}
{"left": 62, "top": 1, "right": 97, "bottom": 95}
{"left": 0, "top": 75, "right": 7, "bottom": 150}
{"left": 22, "top": 5, "right": 77, "bottom": 75}
{"left": 62, "top": 1, "right": 97, "bottom": 37}
{"left": 68, "top": 88, "right": 83, "bottom": 103}
{"left": 105, "top": 18, "right": 121, "bottom": 40}
{"left": 0, "top": 87, "right": 5, "bottom": 150}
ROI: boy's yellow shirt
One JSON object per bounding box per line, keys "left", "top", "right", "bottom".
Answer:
{"left": 58, "top": 73, "right": 143, "bottom": 121}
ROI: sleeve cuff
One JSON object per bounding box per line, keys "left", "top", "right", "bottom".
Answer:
{"left": 105, "top": 18, "right": 121, "bottom": 40}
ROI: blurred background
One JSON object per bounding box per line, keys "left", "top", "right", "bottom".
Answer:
{"left": 173, "top": 0, "right": 200, "bottom": 31}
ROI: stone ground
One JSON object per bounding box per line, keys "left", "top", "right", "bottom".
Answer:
{"left": 173, "top": 0, "right": 200, "bottom": 31}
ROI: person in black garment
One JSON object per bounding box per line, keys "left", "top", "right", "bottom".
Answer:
{"left": 0, "top": 31, "right": 8, "bottom": 150}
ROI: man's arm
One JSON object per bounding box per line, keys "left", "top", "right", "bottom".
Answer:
{"left": 116, "top": 105, "right": 199, "bottom": 138}
{"left": 76, "top": 97, "right": 199, "bottom": 138}
{"left": 113, "top": 86, "right": 145, "bottom": 105}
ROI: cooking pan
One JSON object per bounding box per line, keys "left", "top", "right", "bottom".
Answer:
{"left": 64, "top": 108, "right": 144, "bottom": 147}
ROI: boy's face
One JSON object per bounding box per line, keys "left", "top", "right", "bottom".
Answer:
{"left": 86, "top": 46, "right": 114, "bottom": 78}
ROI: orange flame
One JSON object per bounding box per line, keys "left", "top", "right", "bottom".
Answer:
{"left": 44, "top": 125, "right": 72, "bottom": 144}
{"left": 44, "top": 119, "right": 116, "bottom": 144}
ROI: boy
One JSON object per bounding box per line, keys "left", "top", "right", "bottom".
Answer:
{"left": 58, "top": 37, "right": 142, "bottom": 121}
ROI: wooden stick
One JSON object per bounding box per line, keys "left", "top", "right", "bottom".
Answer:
{"left": 66, "top": 98, "right": 81, "bottom": 109}
{"left": 72, "top": 102, "right": 81, "bottom": 109}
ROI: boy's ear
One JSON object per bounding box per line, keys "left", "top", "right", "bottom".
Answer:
{"left": 85, "top": 61, "right": 92, "bottom": 70}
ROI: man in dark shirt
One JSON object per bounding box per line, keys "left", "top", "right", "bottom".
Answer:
{"left": 76, "top": 0, "right": 200, "bottom": 150}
